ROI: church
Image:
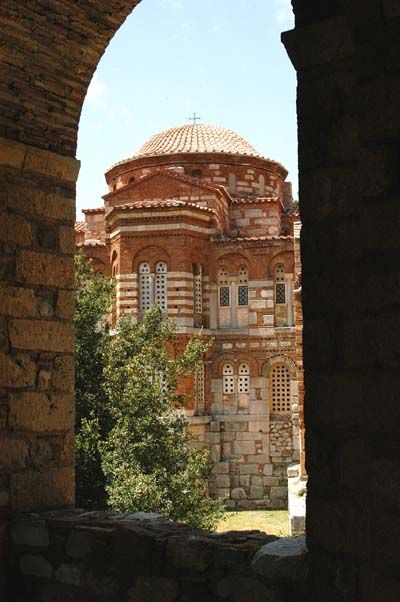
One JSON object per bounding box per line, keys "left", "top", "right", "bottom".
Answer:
{"left": 75, "top": 122, "right": 302, "bottom": 509}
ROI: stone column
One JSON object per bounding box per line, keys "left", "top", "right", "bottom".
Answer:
{"left": 1, "top": 137, "right": 79, "bottom": 515}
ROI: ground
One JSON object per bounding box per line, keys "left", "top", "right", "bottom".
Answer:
{"left": 216, "top": 510, "right": 289, "bottom": 537}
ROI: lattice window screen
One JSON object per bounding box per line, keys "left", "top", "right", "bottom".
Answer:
{"left": 223, "top": 363, "right": 235, "bottom": 394}
{"left": 238, "top": 363, "right": 250, "bottom": 394}
{"left": 194, "top": 272, "right": 203, "bottom": 315}
{"left": 195, "top": 362, "right": 205, "bottom": 411}
{"left": 219, "top": 286, "right": 230, "bottom": 307}
{"left": 238, "top": 266, "right": 248, "bottom": 306}
{"left": 275, "top": 264, "right": 286, "bottom": 304}
{"left": 139, "top": 262, "right": 152, "bottom": 314}
{"left": 155, "top": 261, "right": 168, "bottom": 312}
{"left": 270, "top": 364, "right": 291, "bottom": 414}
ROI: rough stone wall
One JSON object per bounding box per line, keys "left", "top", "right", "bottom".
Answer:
{"left": 7, "top": 511, "right": 308, "bottom": 602}
{"left": 0, "top": 0, "right": 142, "bottom": 592}
{"left": 284, "top": 2, "right": 400, "bottom": 600}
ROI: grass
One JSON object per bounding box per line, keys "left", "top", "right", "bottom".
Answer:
{"left": 215, "top": 510, "right": 289, "bottom": 537}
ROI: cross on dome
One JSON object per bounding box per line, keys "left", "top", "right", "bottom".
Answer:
{"left": 188, "top": 112, "right": 201, "bottom": 125}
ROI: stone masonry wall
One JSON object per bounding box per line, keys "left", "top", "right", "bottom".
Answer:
{"left": 7, "top": 511, "right": 308, "bottom": 602}
{"left": 284, "top": 2, "right": 400, "bottom": 600}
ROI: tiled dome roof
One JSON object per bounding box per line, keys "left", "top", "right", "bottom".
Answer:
{"left": 137, "top": 124, "right": 261, "bottom": 157}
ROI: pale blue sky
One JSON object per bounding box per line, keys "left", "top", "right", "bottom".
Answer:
{"left": 76, "top": 0, "right": 296, "bottom": 218}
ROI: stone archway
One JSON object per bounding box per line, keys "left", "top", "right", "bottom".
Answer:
{"left": 2, "top": 2, "right": 400, "bottom": 600}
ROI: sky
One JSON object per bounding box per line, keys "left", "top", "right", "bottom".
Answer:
{"left": 76, "top": 0, "right": 296, "bottom": 218}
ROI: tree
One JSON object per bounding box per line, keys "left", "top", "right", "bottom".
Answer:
{"left": 101, "top": 307, "right": 223, "bottom": 529}
{"left": 74, "top": 253, "right": 113, "bottom": 508}
{"left": 74, "top": 256, "right": 222, "bottom": 528}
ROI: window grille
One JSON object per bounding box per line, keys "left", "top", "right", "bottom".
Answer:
{"left": 155, "top": 261, "right": 167, "bottom": 311}
{"left": 275, "top": 283, "right": 286, "bottom": 304}
{"left": 139, "top": 262, "right": 152, "bottom": 314}
{"left": 270, "top": 364, "right": 291, "bottom": 414}
{"left": 193, "top": 265, "right": 203, "bottom": 316}
{"left": 219, "top": 286, "right": 230, "bottom": 307}
{"left": 223, "top": 363, "right": 235, "bottom": 394}
{"left": 238, "top": 363, "right": 250, "bottom": 394}
{"left": 238, "top": 286, "right": 248, "bottom": 306}
{"left": 195, "top": 362, "right": 205, "bottom": 410}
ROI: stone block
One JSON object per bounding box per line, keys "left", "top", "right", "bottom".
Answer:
{"left": 52, "top": 355, "right": 74, "bottom": 392}
{"left": 213, "top": 576, "right": 278, "bottom": 602}
{"left": 55, "top": 563, "right": 81, "bottom": 586}
{"left": 9, "top": 320, "right": 73, "bottom": 352}
{"left": 16, "top": 250, "right": 74, "bottom": 288}
{"left": 252, "top": 535, "right": 308, "bottom": 583}
{"left": 0, "top": 212, "right": 32, "bottom": 247}
{"left": 66, "top": 529, "right": 92, "bottom": 559}
{"left": 0, "top": 438, "right": 29, "bottom": 471}
{"left": 211, "top": 445, "right": 220, "bottom": 462}
{"left": 9, "top": 392, "right": 74, "bottom": 432}
{"left": 236, "top": 432, "right": 261, "bottom": 441}
{"left": 166, "top": 536, "right": 211, "bottom": 572}
{"left": 10, "top": 467, "right": 74, "bottom": 510}
{"left": 0, "top": 287, "right": 37, "bottom": 318}
{"left": 270, "top": 486, "right": 288, "bottom": 500}
{"left": 240, "top": 464, "right": 259, "bottom": 475}
{"left": 24, "top": 146, "right": 80, "bottom": 183}
{"left": 20, "top": 555, "right": 52, "bottom": 578}
{"left": 216, "top": 475, "right": 230, "bottom": 488}
{"left": 249, "top": 420, "right": 269, "bottom": 433}
{"left": 128, "top": 577, "right": 178, "bottom": 602}
{"left": 212, "top": 462, "right": 229, "bottom": 474}
{"left": 251, "top": 475, "right": 263, "bottom": 487}
{"left": 231, "top": 487, "right": 247, "bottom": 500}
{"left": 264, "top": 477, "right": 280, "bottom": 487}
{"left": 249, "top": 486, "right": 264, "bottom": 499}
{"left": 0, "top": 352, "right": 36, "bottom": 388}
{"left": 239, "top": 475, "right": 250, "bottom": 487}
{"left": 56, "top": 290, "right": 75, "bottom": 320}
{"left": 248, "top": 454, "right": 270, "bottom": 463}
{"left": 58, "top": 226, "right": 75, "bottom": 254}
{"left": 0, "top": 137, "right": 26, "bottom": 169}
{"left": 204, "top": 432, "right": 220, "bottom": 444}
{"left": 11, "top": 521, "right": 49, "bottom": 548}
{"left": 233, "top": 440, "right": 255, "bottom": 455}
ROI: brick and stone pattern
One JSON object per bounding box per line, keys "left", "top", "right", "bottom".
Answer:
{"left": 76, "top": 122, "right": 300, "bottom": 508}
{"left": 8, "top": 511, "right": 308, "bottom": 602}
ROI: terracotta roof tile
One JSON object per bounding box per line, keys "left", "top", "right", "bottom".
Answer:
{"left": 137, "top": 124, "right": 260, "bottom": 157}
{"left": 110, "top": 199, "right": 214, "bottom": 214}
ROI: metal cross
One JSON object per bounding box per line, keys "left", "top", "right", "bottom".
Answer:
{"left": 188, "top": 112, "right": 201, "bottom": 125}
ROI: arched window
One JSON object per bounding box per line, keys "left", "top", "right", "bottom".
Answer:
{"left": 228, "top": 173, "right": 237, "bottom": 194}
{"left": 195, "top": 361, "right": 205, "bottom": 412}
{"left": 270, "top": 364, "right": 291, "bottom": 414}
{"left": 238, "top": 363, "right": 250, "bottom": 394}
{"left": 139, "top": 262, "right": 152, "bottom": 314}
{"left": 223, "top": 363, "right": 235, "bottom": 394}
{"left": 219, "top": 266, "right": 230, "bottom": 307}
{"left": 275, "top": 264, "right": 286, "bottom": 304}
{"left": 259, "top": 174, "right": 265, "bottom": 195}
{"left": 191, "top": 169, "right": 202, "bottom": 178}
{"left": 238, "top": 266, "right": 248, "bottom": 306}
{"left": 155, "top": 261, "right": 168, "bottom": 312}
{"left": 129, "top": 176, "right": 135, "bottom": 185}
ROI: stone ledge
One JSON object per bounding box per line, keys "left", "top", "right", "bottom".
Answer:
{"left": 9, "top": 510, "right": 308, "bottom": 602}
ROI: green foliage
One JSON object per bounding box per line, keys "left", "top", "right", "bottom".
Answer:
{"left": 75, "top": 259, "right": 223, "bottom": 528}
{"left": 74, "top": 253, "right": 114, "bottom": 507}
{"left": 101, "top": 307, "right": 223, "bottom": 529}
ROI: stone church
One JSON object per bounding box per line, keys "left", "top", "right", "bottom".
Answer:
{"left": 76, "top": 122, "right": 302, "bottom": 509}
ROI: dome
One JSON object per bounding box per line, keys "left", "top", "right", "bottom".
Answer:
{"left": 136, "top": 124, "right": 261, "bottom": 158}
